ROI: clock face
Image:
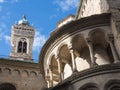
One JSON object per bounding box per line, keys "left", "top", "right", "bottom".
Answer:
{"left": 14, "top": 29, "right": 33, "bottom": 36}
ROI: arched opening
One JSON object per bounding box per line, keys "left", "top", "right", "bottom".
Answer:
{"left": 50, "top": 55, "right": 59, "bottom": 85}
{"left": 58, "top": 45, "right": 72, "bottom": 78}
{"left": 0, "top": 83, "right": 16, "bottom": 90}
{"left": 79, "top": 83, "right": 99, "bottom": 90}
{"left": 22, "top": 70, "right": 29, "bottom": 78}
{"left": 89, "top": 30, "right": 113, "bottom": 65}
{"left": 63, "top": 63, "right": 72, "bottom": 79}
{"left": 23, "top": 41, "right": 27, "bottom": 53}
{"left": 17, "top": 38, "right": 27, "bottom": 53}
{"left": 104, "top": 79, "right": 120, "bottom": 90}
{"left": 72, "top": 35, "right": 90, "bottom": 71}
{"left": 4, "top": 68, "right": 11, "bottom": 75}
{"left": 30, "top": 71, "right": 37, "bottom": 77}
{"left": 17, "top": 41, "right": 22, "bottom": 53}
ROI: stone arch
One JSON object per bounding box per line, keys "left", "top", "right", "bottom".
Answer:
{"left": 50, "top": 55, "right": 59, "bottom": 84}
{"left": 79, "top": 83, "right": 99, "bottom": 90}
{"left": 88, "top": 29, "right": 107, "bottom": 47}
{"left": 13, "top": 69, "right": 20, "bottom": 76}
{"left": 17, "top": 41, "right": 22, "bottom": 53}
{"left": 104, "top": 79, "right": 120, "bottom": 90}
{"left": 89, "top": 29, "right": 113, "bottom": 65}
{"left": 58, "top": 44, "right": 72, "bottom": 72}
{"left": 72, "top": 35, "right": 90, "bottom": 71}
{"left": 0, "top": 83, "right": 16, "bottom": 90}
{"left": 17, "top": 38, "right": 28, "bottom": 53}
{"left": 3, "top": 68, "right": 11, "bottom": 75}
{"left": 30, "top": 71, "right": 37, "bottom": 77}
{"left": 22, "top": 70, "right": 29, "bottom": 77}
{"left": 48, "top": 53, "right": 55, "bottom": 65}
{"left": 23, "top": 41, "right": 27, "bottom": 53}
{"left": 57, "top": 42, "right": 68, "bottom": 52}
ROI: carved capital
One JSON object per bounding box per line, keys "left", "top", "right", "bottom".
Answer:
{"left": 112, "top": 12, "right": 120, "bottom": 21}
{"left": 86, "top": 38, "right": 92, "bottom": 43}
{"left": 49, "top": 65, "right": 53, "bottom": 71}
{"left": 67, "top": 43, "right": 73, "bottom": 50}
{"left": 108, "top": 34, "right": 114, "bottom": 42}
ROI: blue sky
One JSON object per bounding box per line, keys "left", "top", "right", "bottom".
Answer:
{"left": 0, "top": 0, "right": 79, "bottom": 62}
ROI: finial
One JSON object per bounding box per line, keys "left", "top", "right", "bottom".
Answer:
{"left": 22, "top": 15, "right": 26, "bottom": 20}
{"left": 18, "top": 15, "right": 30, "bottom": 25}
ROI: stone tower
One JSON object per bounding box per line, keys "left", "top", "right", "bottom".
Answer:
{"left": 10, "top": 15, "right": 35, "bottom": 61}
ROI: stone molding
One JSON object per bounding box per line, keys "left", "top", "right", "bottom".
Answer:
{"left": 0, "top": 58, "right": 40, "bottom": 70}
{"left": 48, "top": 63, "right": 120, "bottom": 90}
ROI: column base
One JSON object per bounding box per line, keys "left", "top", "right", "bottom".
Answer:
{"left": 114, "top": 60, "right": 120, "bottom": 63}
{"left": 90, "top": 63, "right": 98, "bottom": 67}
{"left": 72, "top": 70, "right": 78, "bottom": 74}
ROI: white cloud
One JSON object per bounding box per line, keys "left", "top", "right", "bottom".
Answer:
{"left": 0, "top": 22, "right": 10, "bottom": 44}
{"left": 0, "top": 0, "right": 19, "bottom": 3}
{"left": 1, "top": 12, "right": 11, "bottom": 21}
{"left": 1, "top": 22, "right": 7, "bottom": 28}
{"left": 0, "top": 0, "right": 5, "bottom": 3}
{"left": 0, "top": 28, "right": 10, "bottom": 45}
{"left": 54, "top": 0, "right": 79, "bottom": 11}
{"left": 33, "top": 31, "right": 46, "bottom": 52}
{"left": 4, "top": 35, "right": 10, "bottom": 44}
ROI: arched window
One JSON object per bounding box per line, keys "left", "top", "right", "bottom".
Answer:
{"left": 79, "top": 83, "right": 99, "bottom": 90}
{"left": 17, "top": 39, "right": 27, "bottom": 53}
{"left": 17, "top": 41, "right": 22, "bottom": 53}
{"left": 0, "top": 83, "right": 16, "bottom": 90}
{"left": 80, "top": 86, "right": 98, "bottom": 90}
{"left": 23, "top": 41, "right": 27, "bottom": 53}
{"left": 105, "top": 80, "right": 120, "bottom": 90}
{"left": 109, "top": 85, "right": 120, "bottom": 90}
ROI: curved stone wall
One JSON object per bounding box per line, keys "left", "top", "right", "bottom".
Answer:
{"left": 39, "top": 13, "right": 120, "bottom": 88}
{"left": 48, "top": 64, "right": 120, "bottom": 90}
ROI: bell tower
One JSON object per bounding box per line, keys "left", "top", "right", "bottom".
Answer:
{"left": 10, "top": 15, "right": 35, "bottom": 61}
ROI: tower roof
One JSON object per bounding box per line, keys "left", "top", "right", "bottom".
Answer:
{"left": 18, "top": 15, "right": 30, "bottom": 25}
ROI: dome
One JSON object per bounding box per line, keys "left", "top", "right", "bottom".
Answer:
{"left": 18, "top": 15, "right": 29, "bottom": 25}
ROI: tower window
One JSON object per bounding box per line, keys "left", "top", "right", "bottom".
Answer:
{"left": 17, "top": 41, "right": 22, "bottom": 53}
{"left": 17, "top": 40, "right": 27, "bottom": 53}
{"left": 23, "top": 42, "right": 27, "bottom": 53}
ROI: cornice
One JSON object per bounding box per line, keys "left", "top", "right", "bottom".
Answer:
{"left": 49, "top": 63, "right": 120, "bottom": 90}
{"left": 39, "top": 13, "right": 111, "bottom": 75}
{"left": 0, "top": 58, "right": 40, "bottom": 70}
{"left": 69, "top": 63, "right": 120, "bottom": 84}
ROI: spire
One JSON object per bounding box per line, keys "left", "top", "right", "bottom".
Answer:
{"left": 18, "top": 15, "right": 30, "bottom": 25}
{"left": 23, "top": 15, "right": 26, "bottom": 20}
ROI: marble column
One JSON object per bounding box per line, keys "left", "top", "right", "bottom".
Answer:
{"left": 56, "top": 56, "right": 62, "bottom": 82}
{"left": 49, "top": 68, "right": 53, "bottom": 87}
{"left": 47, "top": 80, "right": 50, "bottom": 88}
{"left": 68, "top": 44, "right": 77, "bottom": 72}
{"left": 86, "top": 38, "right": 97, "bottom": 67}
{"left": 61, "top": 72, "right": 64, "bottom": 80}
{"left": 108, "top": 34, "right": 119, "bottom": 63}
{"left": 45, "top": 69, "right": 50, "bottom": 88}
